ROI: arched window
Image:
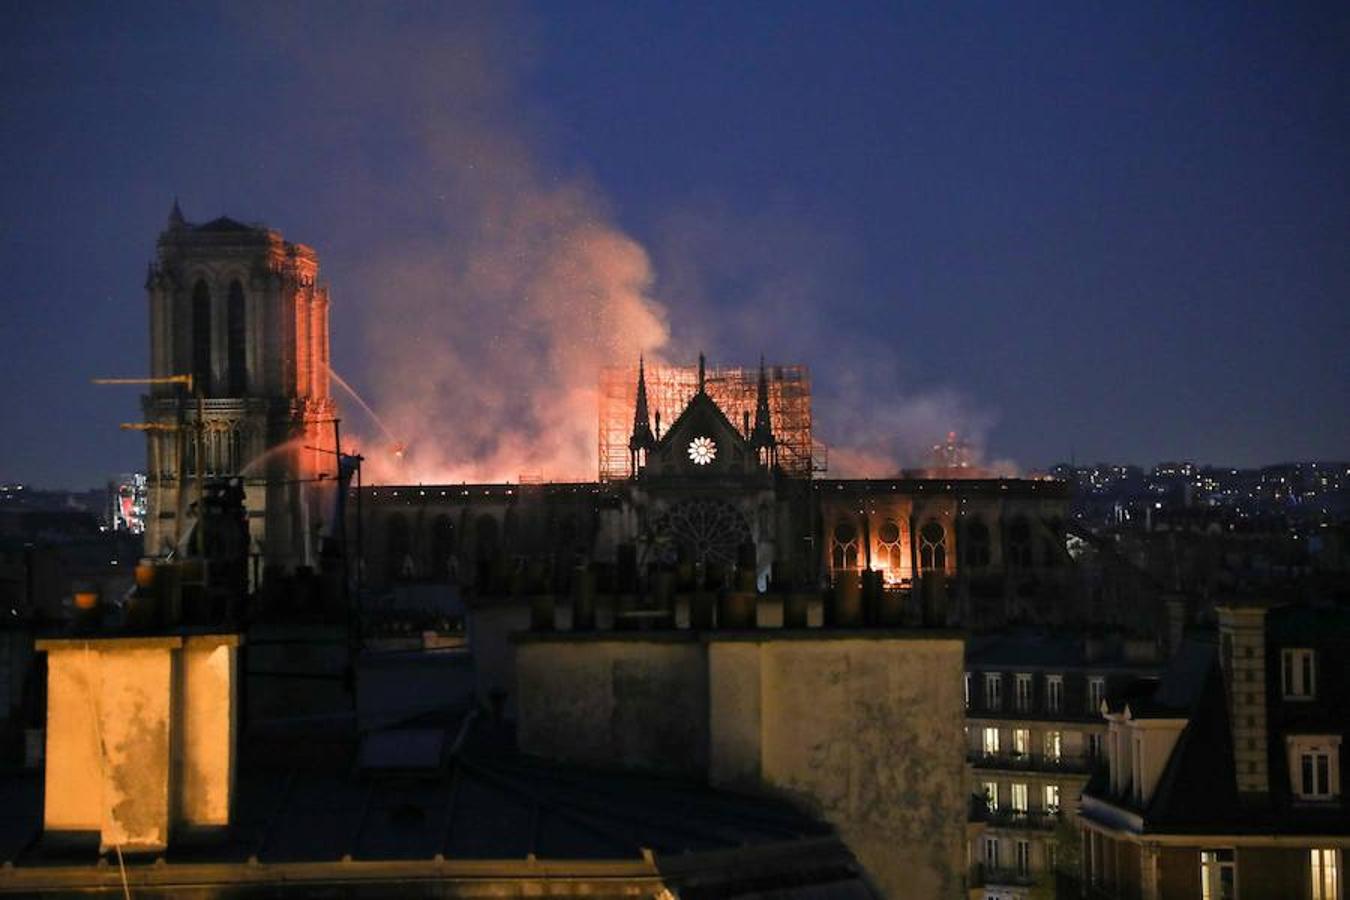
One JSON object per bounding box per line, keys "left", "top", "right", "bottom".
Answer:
{"left": 387, "top": 513, "right": 411, "bottom": 580}
{"left": 831, "top": 520, "right": 859, "bottom": 571}
{"left": 875, "top": 519, "right": 905, "bottom": 580}
{"left": 475, "top": 514, "right": 500, "bottom": 563}
{"left": 431, "top": 515, "right": 456, "bottom": 579}
{"left": 191, "top": 279, "right": 212, "bottom": 394}
{"left": 227, "top": 280, "right": 247, "bottom": 395}
{"left": 965, "top": 520, "right": 991, "bottom": 568}
{"left": 1008, "top": 517, "right": 1033, "bottom": 567}
{"left": 919, "top": 520, "right": 946, "bottom": 571}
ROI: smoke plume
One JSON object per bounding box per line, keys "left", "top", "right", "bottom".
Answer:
{"left": 247, "top": 4, "right": 1011, "bottom": 483}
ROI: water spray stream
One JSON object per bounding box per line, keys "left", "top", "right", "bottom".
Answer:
{"left": 325, "top": 364, "right": 406, "bottom": 456}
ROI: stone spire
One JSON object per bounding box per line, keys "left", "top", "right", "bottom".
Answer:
{"left": 167, "top": 197, "right": 186, "bottom": 230}
{"left": 628, "top": 356, "right": 656, "bottom": 472}
{"left": 750, "top": 355, "right": 776, "bottom": 463}
{"left": 697, "top": 352, "right": 707, "bottom": 394}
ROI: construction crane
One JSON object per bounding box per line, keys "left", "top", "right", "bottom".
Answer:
{"left": 92, "top": 375, "right": 204, "bottom": 553}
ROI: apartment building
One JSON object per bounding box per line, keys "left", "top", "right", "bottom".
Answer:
{"left": 1078, "top": 601, "right": 1349, "bottom": 899}
{"left": 966, "top": 632, "right": 1164, "bottom": 898}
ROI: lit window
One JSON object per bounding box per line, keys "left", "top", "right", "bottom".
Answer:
{"left": 1045, "top": 730, "right": 1062, "bottom": 763}
{"left": 1088, "top": 677, "right": 1105, "bottom": 714}
{"left": 985, "top": 673, "right": 1003, "bottom": 710}
{"left": 1200, "top": 849, "right": 1236, "bottom": 900}
{"left": 1311, "top": 849, "right": 1339, "bottom": 900}
{"left": 1013, "top": 728, "right": 1030, "bottom": 757}
{"left": 983, "top": 727, "right": 1001, "bottom": 757}
{"left": 1016, "top": 839, "right": 1031, "bottom": 876}
{"left": 1288, "top": 736, "right": 1341, "bottom": 800}
{"left": 1282, "top": 648, "right": 1316, "bottom": 699}
{"left": 1044, "top": 783, "right": 1060, "bottom": 813}
{"left": 965, "top": 672, "right": 971, "bottom": 709}
{"left": 1011, "top": 782, "right": 1029, "bottom": 813}
{"left": 1046, "top": 674, "right": 1063, "bottom": 713}
{"left": 1015, "top": 673, "right": 1033, "bottom": 711}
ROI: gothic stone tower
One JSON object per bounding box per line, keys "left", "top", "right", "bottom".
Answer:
{"left": 142, "top": 203, "right": 337, "bottom": 579}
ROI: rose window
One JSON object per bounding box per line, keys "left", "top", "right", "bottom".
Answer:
{"left": 653, "top": 500, "right": 751, "bottom": 566}
{"left": 687, "top": 436, "right": 717, "bottom": 466}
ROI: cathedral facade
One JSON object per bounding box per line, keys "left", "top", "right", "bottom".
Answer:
{"left": 142, "top": 205, "right": 337, "bottom": 577}
{"left": 362, "top": 355, "right": 1075, "bottom": 629}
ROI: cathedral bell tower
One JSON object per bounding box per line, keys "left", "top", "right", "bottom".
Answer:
{"left": 142, "top": 203, "right": 337, "bottom": 581}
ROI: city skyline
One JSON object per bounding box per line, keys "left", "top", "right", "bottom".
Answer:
{"left": 3, "top": 2, "right": 1347, "bottom": 487}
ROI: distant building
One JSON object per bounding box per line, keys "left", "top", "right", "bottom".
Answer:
{"left": 1079, "top": 601, "right": 1350, "bottom": 899}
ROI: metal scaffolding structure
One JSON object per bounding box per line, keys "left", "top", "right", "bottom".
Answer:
{"left": 599, "top": 361, "right": 818, "bottom": 481}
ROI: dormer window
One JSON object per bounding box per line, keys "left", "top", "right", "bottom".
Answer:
{"left": 1014, "top": 673, "right": 1032, "bottom": 711}
{"left": 1288, "top": 736, "right": 1342, "bottom": 802}
{"left": 1282, "top": 648, "right": 1316, "bottom": 700}
{"left": 1088, "top": 676, "right": 1105, "bottom": 714}
{"left": 985, "top": 673, "right": 1003, "bottom": 710}
{"left": 1046, "top": 674, "right": 1064, "bottom": 713}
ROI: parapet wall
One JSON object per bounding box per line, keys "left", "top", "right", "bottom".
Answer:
{"left": 515, "top": 629, "right": 966, "bottom": 898}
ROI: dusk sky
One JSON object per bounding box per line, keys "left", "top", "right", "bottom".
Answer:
{"left": 3, "top": 1, "right": 1347, "bottom": 487}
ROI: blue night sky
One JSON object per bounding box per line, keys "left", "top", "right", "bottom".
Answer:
{"left": 2, "top": 1, "right": 1347, "bottom": 486}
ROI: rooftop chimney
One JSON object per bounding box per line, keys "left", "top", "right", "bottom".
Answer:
{"left": 1216, "top": 600, "right": 1272, "bottom": 805}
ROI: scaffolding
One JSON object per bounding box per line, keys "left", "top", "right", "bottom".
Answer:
{"left": 599, "top": 362, "right": 817, "bottom": 480}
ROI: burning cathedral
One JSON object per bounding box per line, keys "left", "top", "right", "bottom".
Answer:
{"left": 139, "top": 205, "right": 1076, "bottom": 630}
{"left": 73, "top": 208, "right": 1087, "bottom": 897}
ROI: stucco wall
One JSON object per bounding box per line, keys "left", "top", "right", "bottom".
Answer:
{"left": 516, "top": 637, "right": 708, "bottom": 776}
{"left": 40, "top": 634, "right": 241, "bottom": 853}
{"left": 517, "top": 631, "right": 966, "bottom": 898}
{"left": 709, "top": 636, "right": 967, "bottom": 899}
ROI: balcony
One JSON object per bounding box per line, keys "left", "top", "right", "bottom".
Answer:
{"left": 969, "top": 864, "right": 1040, "bottom": 888}
{"left": 968, "top": 750, "right": 1095, "bottom": 774}
{"left": 979, "top": 808, "right": 1063, "bottom": 831}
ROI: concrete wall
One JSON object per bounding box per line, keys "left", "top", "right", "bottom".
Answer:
{"left": 516, "top": 631, "right": 966, "bottom": 898}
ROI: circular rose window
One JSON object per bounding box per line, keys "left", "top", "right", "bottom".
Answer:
{"left": 687, "top": 436, "right": 717, "bottom": 465}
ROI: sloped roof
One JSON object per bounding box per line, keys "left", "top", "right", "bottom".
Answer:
{"left": 194, "top": 216, "right": 263, "bottom": 233}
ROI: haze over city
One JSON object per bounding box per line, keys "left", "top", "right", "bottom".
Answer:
{"left": 2, "top": 1, "right": 1347, "bottom": 485}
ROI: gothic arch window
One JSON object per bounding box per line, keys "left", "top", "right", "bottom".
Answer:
{"left": 475, "top": 514, "right": 500, "bottom": 563}
{"left": 919, "top": 520, "right": 946, "bottom": 572}
{"left": 831, "top": 520, "right": 860, "bottom": 571}
{"left": 875, "top": 518, "right": 905, "bottom": 580}
{"left": 965, "top": 519, "right": 992, "bottom": 568}
{"left": 431, "top": 514, "right": 456, "bottom": 579}
{"left": 386, "top": 513, "right": 411, "bottom": 580}
{"left": 1008, "top": 517, "right": 1033, "bottom": 568}
{"left": 227, "top": 280, "right": 247, "bottom": 395}
{"left": 191, "top": 279, "right": 212, "bottom": 394}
